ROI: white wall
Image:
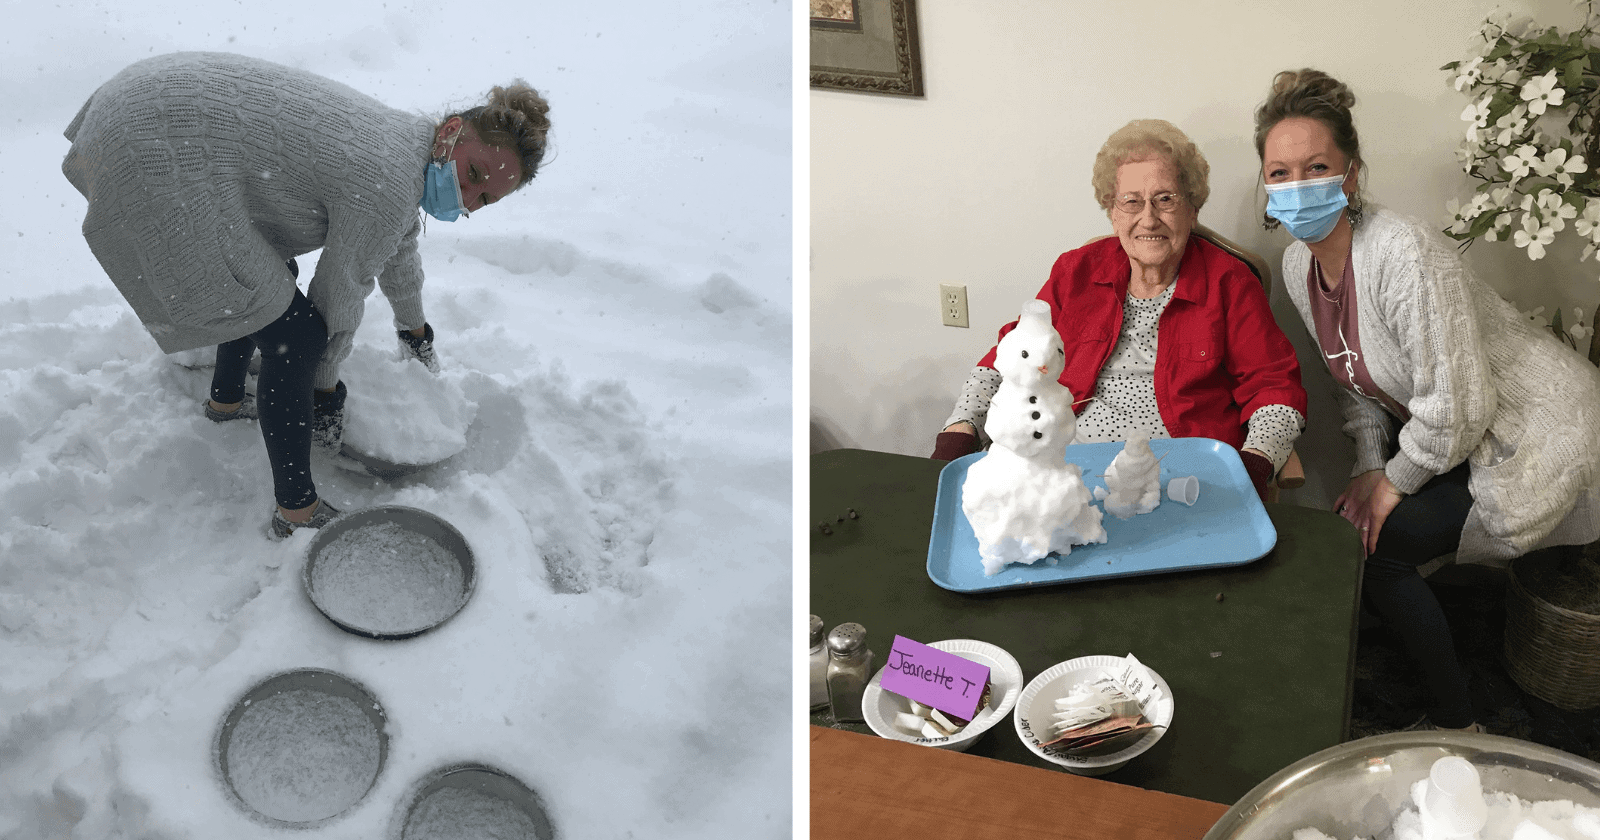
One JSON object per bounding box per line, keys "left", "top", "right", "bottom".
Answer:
{"left": 811, "top": 0, "right": 1593, "bottom": 510}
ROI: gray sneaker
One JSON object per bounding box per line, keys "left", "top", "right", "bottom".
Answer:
{"left": 204, "top": 394, "right": 258, "bottom": 422}
{"left": 269, "top": 498, "right": 341, "bottom": 540}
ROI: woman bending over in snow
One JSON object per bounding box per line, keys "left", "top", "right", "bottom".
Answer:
{"left": 933, "top": 119, "right": 1308, "bottom": 503}
{"left": 61, "top": 52, "right": 550, "bottom": 538}
{"left": 1254, "top": 68, "right": 1600, "bottom": 732}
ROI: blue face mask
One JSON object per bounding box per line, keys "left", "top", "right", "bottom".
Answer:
{"left": 1264, "top": 170, "right": 1351, "bottom": 243}
{"left": 420, "top": 151, "right": 467, "bottom": 222}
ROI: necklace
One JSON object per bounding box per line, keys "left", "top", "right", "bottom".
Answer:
{"left": 1313, "top": 261, "right": 1341, "bottom": 308}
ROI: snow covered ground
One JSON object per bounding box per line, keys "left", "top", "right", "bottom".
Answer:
{"left": 0, "top": 1, "right": 792, "bottom": 837}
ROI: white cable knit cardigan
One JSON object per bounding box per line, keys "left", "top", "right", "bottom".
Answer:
{"left": 1282, "top": 207, "right": 1600, "bottom": 565}
{"left": 62, "top": 52, "right": 434, "bottom": 390}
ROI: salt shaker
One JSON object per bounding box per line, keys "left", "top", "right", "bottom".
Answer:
{"left": 826, "top": 622, "right": 873, "bottom": 724}
{"left": 809, "top": 615, "right": 829, "bottom": 710}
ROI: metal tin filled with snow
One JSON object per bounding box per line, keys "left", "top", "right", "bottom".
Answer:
{"left": 216, "top": 670, "right": 388, "bottom": 826}
{"left": 305, "top": 506, "right": 476, "bottom": 639}
{"left": 397, "top": 764, "right": 555, "bottom": 840}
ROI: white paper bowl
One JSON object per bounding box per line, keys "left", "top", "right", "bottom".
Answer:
{"left": 861, "top": 639, "right": 1024, "bottom": 752}
{"left": 1013, "top": 655, "right": 1174, "bottom": 775}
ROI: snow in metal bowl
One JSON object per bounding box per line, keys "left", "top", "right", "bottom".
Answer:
{"left": 214, "top": 668, "right": 390, "bottom": 828}
{"left": 1202, "top": 731, "right": 1600, "bottom": 840}
{"left": 861, "top": 639, "right": 1024, "bottom": 752}
{"left": 1013, "top": 654, "right": 1174, "bottom": 775}
{"left": 303, "top": 505, "right": 477, "bottom": 640}
{"left": 393, "top": 763, "right": 556, "bottom": 840}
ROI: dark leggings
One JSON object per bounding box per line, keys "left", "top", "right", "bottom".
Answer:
{"left": 1362, "top": 462, "right": 1475, "bottom": 728}
{"left": 209, "top": 288, "right": 328, "bottom": 510}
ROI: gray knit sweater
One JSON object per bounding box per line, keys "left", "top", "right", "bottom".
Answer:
{"left": 61, "top": 52, "right": 435, "bottom": 389}
{"left": 1283, "top": 207, "right": 1600, "bottom": 565}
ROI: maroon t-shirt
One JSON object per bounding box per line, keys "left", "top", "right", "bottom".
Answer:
{"left": 1307, "top": 249, "right": 1410, "bottom": 422}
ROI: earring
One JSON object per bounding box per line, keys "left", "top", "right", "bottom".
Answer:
{"left": 1347, "top": 191, "right": 1365, "bottom": 227}
{"left": 1262, "top": 212, "right": 1280, "bottom": 231}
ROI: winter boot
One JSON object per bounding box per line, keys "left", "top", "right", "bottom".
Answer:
{"left": 311, "top": 381, "right": 347, "bottom": 454}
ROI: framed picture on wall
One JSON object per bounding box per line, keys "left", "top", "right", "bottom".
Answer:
{"left": 809, "top": 0, "right": 924, "bottom": 97}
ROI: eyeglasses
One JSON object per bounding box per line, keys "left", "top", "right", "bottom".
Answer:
{"left": 1112, "top": 192, "right": 1184, "bottom": 215}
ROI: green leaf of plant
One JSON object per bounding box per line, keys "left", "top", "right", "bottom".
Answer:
{"left": 1466, "top": 210, "right": 1501, "bottom": 240}
{"left": 1564, "top": 57, "right": 1586, "bottom": 90}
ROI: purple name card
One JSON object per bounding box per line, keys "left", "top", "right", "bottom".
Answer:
{"left": 880, "top": 636, "right": 991, "bottom": 720}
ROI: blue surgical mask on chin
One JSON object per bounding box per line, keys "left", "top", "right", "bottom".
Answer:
{"left": 421, "top": 157, "right": 467, "bottom": 222}
{"left": 1264, "top": 170, "right": 1351, "bottom": 243}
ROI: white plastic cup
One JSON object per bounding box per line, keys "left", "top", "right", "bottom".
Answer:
{"left": 1167, "top": 476, "right": 1199, "bottom": 506}
{"left": 1418, "top": 756, "right": 1488, "bottom": 839}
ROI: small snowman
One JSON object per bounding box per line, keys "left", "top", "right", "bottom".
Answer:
{"left": 1095, "top": 434, "right": 1162, "bottom": 519}
{"left": 962, "top": 300, "right": 1106, "bottom": 576}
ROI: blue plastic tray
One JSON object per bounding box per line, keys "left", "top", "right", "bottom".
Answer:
{"left": 928, "top": 438, "right": 1276, "bottom": 593}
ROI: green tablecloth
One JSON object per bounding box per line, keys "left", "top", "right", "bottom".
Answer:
{"left": 809, "top": 448, "right": 1364, "bottom": 805}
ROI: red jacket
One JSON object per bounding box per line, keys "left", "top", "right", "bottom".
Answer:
{"left": 977, "top": 236, "right": 1307, "bottom": 451}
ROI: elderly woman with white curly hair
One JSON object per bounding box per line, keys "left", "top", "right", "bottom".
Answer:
{"left": 933, "top": 119, "right": 1308, "bottom": 502}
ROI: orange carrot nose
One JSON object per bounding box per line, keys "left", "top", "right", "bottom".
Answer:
{"left": 1038, "top": 364, "right": 1048, "bottom": 374}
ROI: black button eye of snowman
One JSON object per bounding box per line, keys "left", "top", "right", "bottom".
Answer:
{"left": 1021, "top": 350, "right": 1029, "bottom": 359}
{"left": 1029, "top": 396, "right": 1037, "bottom": 403}
{"left": 1057, "top": 347, "right": 1064, "bottom": 355}
{"left": 1032, "top": 431, "right": 1042, "bottom": 439}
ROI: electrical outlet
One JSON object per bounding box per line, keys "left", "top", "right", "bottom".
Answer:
{"left": 940, "top": 283, "right": 969, "bottom": 328}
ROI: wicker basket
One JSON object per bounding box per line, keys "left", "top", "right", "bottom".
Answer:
{"left": 1503, "top": 550, "right": 1600, "bottom": 711}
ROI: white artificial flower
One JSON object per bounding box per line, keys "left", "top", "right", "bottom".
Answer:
{"left": 1447, "top": 198, "right": 1472, "bottom": 234}
{"left": 1493, "top": 105, "right": 1530, "bottom": 145}
{"left": 1502, "top": 145, "right": 1541, "bottom": 180}
{"left": 1521, "top": 305, "right": 1550, "bottom": 327}
{"left": 1521, "top": 70, "right": 1566, "bottom": 116}
{"left": 1513, "top": 213, "right": 1556, "bottom": 259}
{"left": 1480, "top": 58, "right": 1522, "bottom": 86}
{"left": 1490, "top": 185, "right": 1518, "bottom": 208}
{"left": 1539, "top": 148, "right": 1588, "bottom": 187}
{"left": 1570, "top": 308, "right": 1592, "bottom": 346}
{"left": 1455, "top": 56, "right": 1486, "bottom": 91}
{"left": 1484, "top": 10, "right": 1512, "bottom": 39}
{"left": 1461, "top": 97, "right": 1492, "bottom": 141}
{"left": 1539, "top": 191, "right": 1578, "bottom": 232}
{"left": 1576, "top": 199, "right": 1600, "bottom": 239}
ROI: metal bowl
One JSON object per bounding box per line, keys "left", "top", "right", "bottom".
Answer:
{"left": 1203, "top": 731, "right": 1600, "bottom": 840}
{"left": 214, "top": 668, "right": 389, "bottom": 827}
{"left": 394, "top": 763, "right": 556, "bottom": 840}
{"left": 303, "top": 505, "right": 477, "bottom": 640}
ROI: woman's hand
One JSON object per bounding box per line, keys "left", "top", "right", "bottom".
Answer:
{"left": 398, "top": 323, "right": 440, "bottom": 372}
{"left": 1334, "top": 469, "right": 1403, "bottom": 556}
{"left": 931, "top": 422, "right": 978, "bottom": 461}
